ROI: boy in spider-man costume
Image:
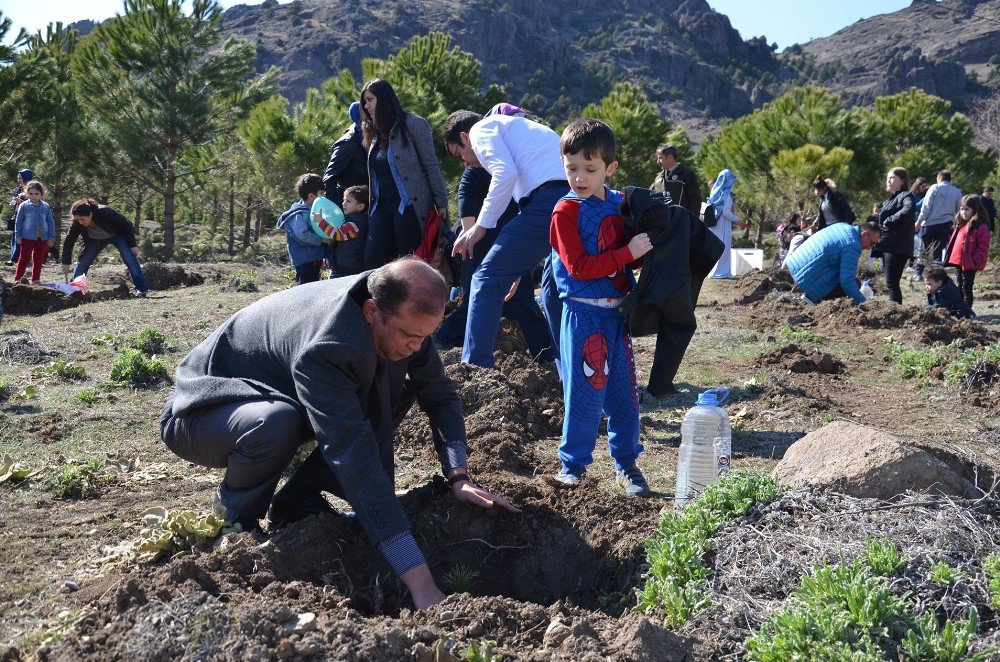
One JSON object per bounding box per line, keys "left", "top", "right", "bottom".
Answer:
{"left": 545, "top": 119, "right": 654, "bottom": 496}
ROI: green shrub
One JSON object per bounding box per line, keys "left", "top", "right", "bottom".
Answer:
{"left": 130, "top": 327, "right": 170, "bottom": 356}
{"left": 33, "top": 360, "right": 86, "bottom": 381}
{"left": 865, "top": 537, "right": 906, "bottom": 575}
{"left": 74, "top": 388, "right": 99, "bottom": 404}
{"left": 900, "top": 607, "right": 992, "bottom": 662}
{"left": 929, "top": 561, "right": 964, "bottom": 585}
{"left": 49, "top": 459, "right": 106, "bottom": 499}
{"left": 779, "top": 327, "right": 822, "bottom": 344}
{"left": 944, "top": 344, "right": 1000, "bottom": 385}
{"left": 985, "top": 553, "right": 1000, "bottom": 609}
{"left": 745, "top": 558, "right": 909, "bottom": 661}
{"left": 637, "top": 471, "right": 783, "bottom": 626}
{"left": 108, "top": 348, "right": 170, "bottom": 387}
{"left": 884, "top": 340, "right": 942, "bottom": 378}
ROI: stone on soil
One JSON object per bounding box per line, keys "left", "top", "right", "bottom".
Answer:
{"left": 773, "top": 420, "right": 977, "bottom": 499}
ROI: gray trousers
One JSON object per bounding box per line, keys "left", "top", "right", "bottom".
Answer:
{"left": 160, "top": 391, "right": 396, "bottom": 520}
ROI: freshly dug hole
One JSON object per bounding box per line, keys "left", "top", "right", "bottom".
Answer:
{"left": 0, "top": 279, "right": 132, "bottom": 316}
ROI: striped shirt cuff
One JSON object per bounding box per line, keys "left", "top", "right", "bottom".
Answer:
{"left": 378, "top": 531, "right": 426, "bottom": 576}
{"left": 440, "top": 441, "right": 468, "bottom": 474}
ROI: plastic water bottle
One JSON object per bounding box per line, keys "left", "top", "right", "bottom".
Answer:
{"left": 675, "top": 388, "right": 732, "bottom": 507}
{"left": 860, "top": 279, "right": 874, "bottom": 301}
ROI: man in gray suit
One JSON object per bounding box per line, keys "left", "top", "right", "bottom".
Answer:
{"left": 160, "top": 259, "right": 518, "bottom": 609}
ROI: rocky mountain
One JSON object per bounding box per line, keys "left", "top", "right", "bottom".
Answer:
{"left": 218, "top": 0, "right": 786, "bottom": 136}
{"left": 796, "top": 0, "right": 1000, "bottom": 108}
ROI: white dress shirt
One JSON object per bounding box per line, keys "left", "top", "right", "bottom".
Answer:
{"left": 469, "top": 114, "right": 565, "bottom": 229}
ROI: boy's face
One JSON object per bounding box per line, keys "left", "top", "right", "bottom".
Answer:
{"left": 342, "top": 194, "right": 364, "bottom": 216}
{"left": 924, "top": 277, "right": 943, "bottom": 294}
{"left": 562, "top": 151, "right": 617, "bottom": 200}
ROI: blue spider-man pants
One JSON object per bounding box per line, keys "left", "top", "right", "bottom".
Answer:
{"left": 558, "top": 298, "right": 643, "bottom": 475}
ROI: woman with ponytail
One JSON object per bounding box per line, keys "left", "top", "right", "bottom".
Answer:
{"left": 61, "top": 198, "right": 148, "bottom": 296}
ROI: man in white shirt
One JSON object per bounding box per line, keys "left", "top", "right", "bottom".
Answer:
{"left": 444, "top": 109, "right": 568, "bottom": 368}
{"left": 914, "top": 169, "right": 962, "bottom": 279}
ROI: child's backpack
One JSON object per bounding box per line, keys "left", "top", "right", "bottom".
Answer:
{"left": 701, "top": 201, "right": 717, "bottom": 228}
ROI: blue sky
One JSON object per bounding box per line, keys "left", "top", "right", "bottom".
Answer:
{"left": 707, "top": 0, "right": 912, "bottom": 50}
{"left": 2, "top": 0, "right": 911, "bottom": 50}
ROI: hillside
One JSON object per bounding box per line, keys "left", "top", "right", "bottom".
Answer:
{"left": 218, "top": 0, "right": 785, "bottom": 133}
{"left": 797, "top": 0, "right": 1000, "bottom": 108}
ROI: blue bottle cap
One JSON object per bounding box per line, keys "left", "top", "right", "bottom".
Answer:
{"left": 696, "top": 388, "right": 730, "bottom": 407}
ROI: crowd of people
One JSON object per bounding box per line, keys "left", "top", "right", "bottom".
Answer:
{"left": 5, "top": 76, "right": 998, "bottom": 610}
{"left": 778, "top": 168, "right": 994, "bottom": 318}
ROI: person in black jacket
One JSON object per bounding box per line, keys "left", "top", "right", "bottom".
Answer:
{"left": 61, "top": 198, "right": 148, "bottom": 296}
{"left": 872, "top": 167, "right": 916, "bottom": 304}
{"left": 618, "top": 187, "right": 724, "bottom": 398}
{"left": 322, "top": 102, "right": 368, "bottom": 207}
{"left": 983, "top": 186, "right": 996, "bottom": 233}
{"left": 812, "top": 176, "right": 856, "bottom": 230}
{"left": 924, "top": 266, "right": 975, "bottom": 319}
{"left": 650, "top": 145, "right": 701, "bottom": 213}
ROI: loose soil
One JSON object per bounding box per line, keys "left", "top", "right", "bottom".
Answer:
{"left": 0, "top": 278, "right": 133, "bottom": 316}
{"left": 3, "top": 254, "right": 1000, "bottom": 660}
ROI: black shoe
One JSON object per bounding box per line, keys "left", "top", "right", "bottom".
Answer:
{"left": 640, "top": 384, "right": 678, "bottom": 403}
{"left": 267, "top": 493, "right": 338, "bottom": 528}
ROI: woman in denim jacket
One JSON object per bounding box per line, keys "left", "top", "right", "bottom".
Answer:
{"left": 359, "top": 78, "right": 448, "bottom": 269}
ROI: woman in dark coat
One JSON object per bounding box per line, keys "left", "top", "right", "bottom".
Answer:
{"left": 812, "top": 176, "right": 856, "bottom": 229}
{"left": 60, "top": 198, "right": 148, "bottom": 296}
{"left": 873, "top": 167, "right": 916, "bottom": 304}
{"left": 360, "top": 78, "right": 448, "bottom": 269}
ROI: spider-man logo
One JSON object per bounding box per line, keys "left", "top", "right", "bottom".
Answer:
{"left": 581, "top": 332, "right": 609, "bottom": 389}
{"left": 597, "top": 215, "right": 630, "bottom": 293}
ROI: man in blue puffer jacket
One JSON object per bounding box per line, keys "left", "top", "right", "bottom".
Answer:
{"left": 784, "top": 221, "right": 881, "bottom": 305}
{"left": 277, "top": 174, "right": 329, "bottom": 285}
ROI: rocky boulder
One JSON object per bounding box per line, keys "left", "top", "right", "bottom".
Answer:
{"left": 773, "top": 421, "right": 980, "bottom": 499}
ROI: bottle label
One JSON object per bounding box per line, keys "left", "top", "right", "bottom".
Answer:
{"left": 717, "top": 454, "right": 731, "bottom": 475}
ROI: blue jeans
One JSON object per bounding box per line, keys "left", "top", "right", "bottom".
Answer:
{"left": 915, "top": 222, "right": 952, "bottom": 277}
{"left": 9, "top": 233, "right": 19, "bottom": 263}
{"left": 462, "top": 184, "right": 568, "bottom": 367}
{"left": 72, "top": 234, "right": 148, "bottom": 292}
{"left": 436, "top": 222, "right": 553, "bottom": 363}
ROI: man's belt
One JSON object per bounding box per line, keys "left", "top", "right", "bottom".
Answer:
{"left": 518, "top": 180, "right": 568, "bottom": 208}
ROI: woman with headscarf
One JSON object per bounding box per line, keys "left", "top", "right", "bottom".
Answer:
{"left": 359, "top": 78, "right": 448, "bottom": 269}
{"left": 707, "top": 169, "right": 738, "bottom": 279}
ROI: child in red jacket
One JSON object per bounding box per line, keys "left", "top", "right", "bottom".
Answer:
{"left": 944, "top": 194, "right": 992, "bottom": 306}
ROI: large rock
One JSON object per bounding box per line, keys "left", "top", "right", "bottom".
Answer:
{"left": 773, "top": 421, "right": 978, "bottom": 499}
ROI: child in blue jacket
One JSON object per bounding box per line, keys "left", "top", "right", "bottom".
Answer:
{"left": 277, "top": 174, "right": 329, "bottom": 285}
{"left": 13, "top": 180, "right": 56, "bottom": 284}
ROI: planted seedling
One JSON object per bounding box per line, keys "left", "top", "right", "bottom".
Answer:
{"left": 443, "top": 565, "right": 479, "bottom": 593}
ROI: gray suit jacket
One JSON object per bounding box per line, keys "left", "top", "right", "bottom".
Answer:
{"left": 368, "top": 113, "right": 449, "bottom": 226}
{"left": 167, "top": 272, "right": 466, "bottom": 546}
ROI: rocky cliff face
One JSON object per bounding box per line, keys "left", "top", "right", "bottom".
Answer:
{"left": 797, "top": 0, "right": 1000, "bottom": 109}
{"left": 219, "top": 0, "right": 784, "bottom": 132}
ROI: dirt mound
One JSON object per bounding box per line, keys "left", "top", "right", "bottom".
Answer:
{"left": 46, "top": 476, "right": 666, "bottom": 661}
{"left": 734, "top": 268, "right": 795, "bottom": 305}
{"left": 0, "top": 279, "right": 132, "bottom": 316}
{"left": 0, "top": 329, "right": 57, "bottom": 364}
{"left": 757, "top": 343, "right": 845, "bottom": 374}
{"left": 810, "top": 298, "right": 997, "bottom": 347}
{"left": 141, "top": 262, "right": 206, "bottom": 290}
{"left": 398, "top": 323, "right": 564, "bottom": 476}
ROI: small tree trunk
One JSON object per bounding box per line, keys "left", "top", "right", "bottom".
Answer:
{"left": 241, "top": 196, "right": 253, "bottom": 249}
{"left": 163, "top": 158, "right": 177, "bottom": 261}
{"left": 134, "top": 190, "right": 144, "bottom": 226}
{"left": 754, "top": 210, "right": 765, "bottom": 249}
{"left": 228, "top": 176, "right": 236, "bottom": 255}
{"left": 254, "top": 207, "right": 264, "bottom": 242}
{"left": 210, "top": 188, "right": 220, "bottom": 235}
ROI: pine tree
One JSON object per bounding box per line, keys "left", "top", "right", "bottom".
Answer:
{"left": 71, "top": 0, "right": 278, "bottom": 259}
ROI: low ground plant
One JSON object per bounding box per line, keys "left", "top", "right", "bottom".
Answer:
{"left": 779, "top": 326, "right": 822, "bottom": 344}
{"left": 107, "top": 348, "right": 170, "bottom": 387}
{"left": 637, "top": 470, "right": 783, "bottom": 626}
{"left": 73, "top": 388, "right": 99, "bottom": 404}
{"left": 443, "top": 565, "right": 480, "bottom": 593}
{"left": 130, "top": 327, "right": 171, "bottom": 355}
{"left": 459, "top": 639, "right": 498, "bottom": 662}
{"left": 48, "top": 459, "right": 107, "bottom": 499}
{"left": 133, "top": 506, "right": 229, "bottom": 562}
{"left": 984, "top": 553, "right": 1000, "bottom": 609}
{"left": 884, "top": 340, "right": 942, "bottom": 378}
{"left": 901, "top": 608, "right": 991, "bottom": 662}
{"left": 944, "top": 344, "right": 1000, "bottom": 385}
{"left": 865, "top": 536, "right": 906, "bottom": 575}
{"left": 929, "top": 561, "right": 965, "bottom": 585}
{"left": 33, "top": 360, "right": 86, "bottom": 381}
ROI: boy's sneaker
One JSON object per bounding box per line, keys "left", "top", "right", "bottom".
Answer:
{"left": 616, "top": 466, "right": 653, "bottom": 497}
{"left": 134, "top": 289, "right": 147, "bottom": 298}
{"left": 543, "top": 470, "right": 584, "bottom": 488}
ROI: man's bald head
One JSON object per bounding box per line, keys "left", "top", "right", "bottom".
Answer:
{"left": 369, "top": 258, "right": 447, "bottom": 319}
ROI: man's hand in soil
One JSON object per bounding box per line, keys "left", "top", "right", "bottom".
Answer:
{"left": 452, "top": 479, "right": 522, "bottom": 513}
